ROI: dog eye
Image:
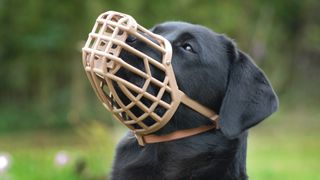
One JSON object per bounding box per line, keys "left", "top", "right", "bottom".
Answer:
{"left": 182, "top": 43, "right": 195, "bottom": 53}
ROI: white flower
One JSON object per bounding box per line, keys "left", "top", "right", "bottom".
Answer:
{"left": 54, "top": 151, "right": 70, "bottom": 166}
{"left": 0, "top": 153, "right": 11, "bottom": 173}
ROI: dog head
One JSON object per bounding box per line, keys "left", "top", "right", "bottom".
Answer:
{"left": 118, "top": 21, "right": 278, "bottom": 138}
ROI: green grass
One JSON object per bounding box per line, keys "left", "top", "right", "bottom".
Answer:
{"left": 0, "top": 109, "right": 319, "bottom": 179}
{"left": 247, "top": 133, "right": 320, "bottom": 180}
{"left": 247, "top": 107, "right": 320, "bottom": 180}
{"left": 0, "top": 121, "right": 118, "bottom": 179}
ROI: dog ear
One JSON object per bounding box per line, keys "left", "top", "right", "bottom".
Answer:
{"left": 219, "top": 43, "right": 279, "bottom": 139}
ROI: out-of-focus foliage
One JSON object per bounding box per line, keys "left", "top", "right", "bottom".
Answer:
{"left": 0, "top": 0, "right": 319, "bottom": 131}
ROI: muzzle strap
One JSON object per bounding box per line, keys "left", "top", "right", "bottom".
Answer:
{"left": 180, "top": 92, "right": 219, "bottom": 122}
{"left": 136, "top": 123, "right": 218, "bottom": 146}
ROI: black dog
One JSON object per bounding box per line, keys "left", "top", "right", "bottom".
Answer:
{"left": 110, "top": 22, "right": 278, "bottom": 180}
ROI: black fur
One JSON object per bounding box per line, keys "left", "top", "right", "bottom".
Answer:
{"left": 110, "top": 22, "right": 278, "bottom": 180}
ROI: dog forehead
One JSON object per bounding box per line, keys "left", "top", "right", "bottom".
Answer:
{"left": 152, "top": 22, "right": 227, "bottom": 60}
{"left": 152, "top": 21, "right": 219, "bottom": 41}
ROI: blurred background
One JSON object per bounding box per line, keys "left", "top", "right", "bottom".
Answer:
{"left": 0, "top": 0, "right": 319, "bottom": 179}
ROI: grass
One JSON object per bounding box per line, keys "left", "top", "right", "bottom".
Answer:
{"left": 247, "top": 107, "right": 320, "bottom": 180}
{"left": 0, "top": 121, "right": 118, "bottom": 179}
{"left": 0, "top": 109, "right": 319, "bottom": 179}
{"left": 247, "top": 133, "right": 320, "bottom": 180}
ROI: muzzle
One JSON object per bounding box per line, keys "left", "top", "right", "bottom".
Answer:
{"left": 82, "top": 11, "right": 219, "bottom": 145}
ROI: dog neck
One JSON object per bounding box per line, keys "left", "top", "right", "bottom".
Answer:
{"left": 111, "top": 129, "right": 249, "bottom": 179}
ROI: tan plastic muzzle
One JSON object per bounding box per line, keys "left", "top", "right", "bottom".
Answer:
{"left": 82, "top": 11, "right": 218, "bottom": 138}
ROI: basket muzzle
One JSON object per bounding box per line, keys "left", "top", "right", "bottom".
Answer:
{"left": 82, "top": 11, "right": 218, "bottom": 136}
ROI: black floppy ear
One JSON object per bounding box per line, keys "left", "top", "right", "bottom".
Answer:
{"left": 219, "top": 45, "right": 279, "bottom": 139}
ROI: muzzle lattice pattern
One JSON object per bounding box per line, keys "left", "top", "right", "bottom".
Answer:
{"left": 82, "top": 11, "right": 181, "bottom": 135}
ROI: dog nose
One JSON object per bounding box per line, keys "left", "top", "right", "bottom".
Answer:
{"left": 126, "top": 35, "right": 137, "bottom": 43}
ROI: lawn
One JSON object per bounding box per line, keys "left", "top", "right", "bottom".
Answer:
{"left": 0, "top": 110, "right": 319, "bottom": 179}
{"left": 247, "top": 107, "right": 320, "bottom": 180}
{"left": 0, "top": 121, "right": 118, "bottom": 180}
{"left": 247, "top": 133, "right": 320, "bottom": 180}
